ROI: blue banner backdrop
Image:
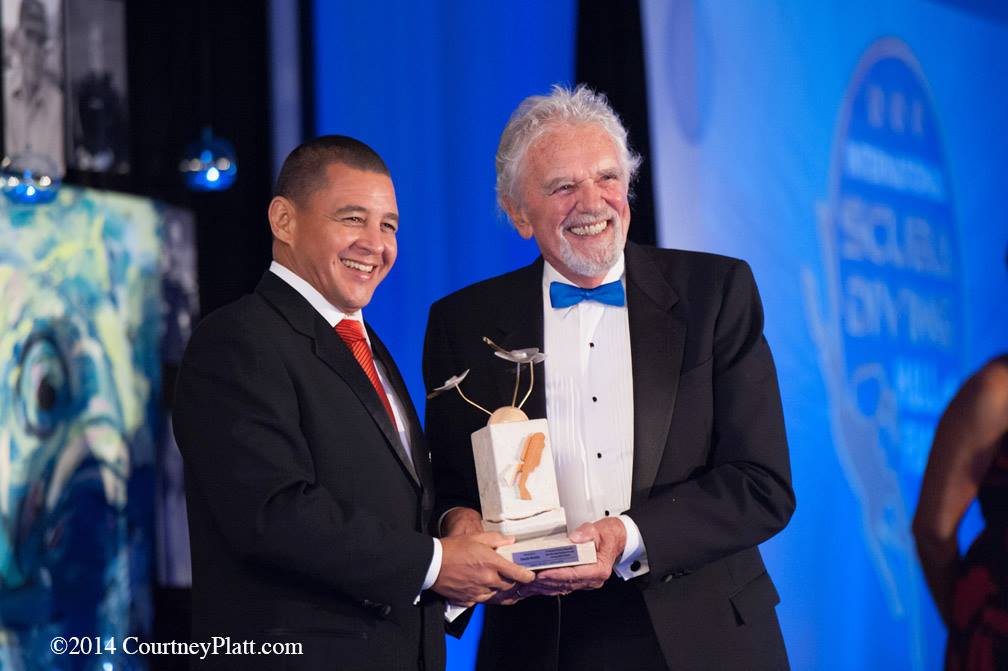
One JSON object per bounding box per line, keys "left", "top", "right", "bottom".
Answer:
{"left": 642, "top": 1, "right": 1008, "bottom": 669}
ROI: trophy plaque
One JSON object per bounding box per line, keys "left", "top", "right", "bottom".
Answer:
{"left": 429, "top": 338, "right": 596, "bottom": 570}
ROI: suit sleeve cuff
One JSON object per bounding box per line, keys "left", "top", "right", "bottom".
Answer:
{"left": 414, "top": 538, "right": 442, "bottom": 604}
{"left": 614, "top": 514, "right": 649, "bottom": 579}
{"left": 421, "top": 540, "right": 471, "bottom": 622}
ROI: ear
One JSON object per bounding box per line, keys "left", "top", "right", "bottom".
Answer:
{"left": 503, "top": 198, "right": 534, "bottom": 240}
{"left": 268, "top": 196, "right": 296, "bottom": 245}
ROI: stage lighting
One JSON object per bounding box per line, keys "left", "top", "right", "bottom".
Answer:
{"left": 1, "top": 152, "right": 62, "bottom": 205}
{"left": 179, "top": 126, "right": 238, "bottom": 192}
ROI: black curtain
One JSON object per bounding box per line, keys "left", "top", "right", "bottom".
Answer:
{"left": 576, "top": 0, "right": 657, "bottom": 246}
{"left": 123, "top": 0, "right": 274, "bottom": 317}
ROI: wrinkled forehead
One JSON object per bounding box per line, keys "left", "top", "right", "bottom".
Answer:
{"left": 522, "top": 123, "right": 622, "bottom": 178}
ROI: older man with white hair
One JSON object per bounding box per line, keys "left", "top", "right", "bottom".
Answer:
{"left": 423, "top": 85, "right": 795, "bottom": 670}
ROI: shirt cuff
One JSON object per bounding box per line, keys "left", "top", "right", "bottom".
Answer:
{"left": 423, "top": 537, "right": 443, "bottom": 590}
{"left": 445, "top": 603, "right": 469, "bottom": 622}
{"left": 414, "top": 538, "right": 443, "bottom": 604}
{"left": 613, "top": 514, "right": 649, "bottom": 579}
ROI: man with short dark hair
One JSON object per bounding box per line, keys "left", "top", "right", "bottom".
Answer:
{"left": 174, "top": 135, "right": 533, "bottom": 670}
{"left": 424, "top": 87, "right": 795, "bottom": 670}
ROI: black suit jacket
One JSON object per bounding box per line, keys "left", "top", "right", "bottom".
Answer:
{"left": 173, "top": 272, "right": 444, "bottom": 670}
{"left": 422, "top": 243, "right": 795, "bottom": 670}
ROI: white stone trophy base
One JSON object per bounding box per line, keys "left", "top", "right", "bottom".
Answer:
{"left": 472, "top": 418, "right": 595, "bottom": 570}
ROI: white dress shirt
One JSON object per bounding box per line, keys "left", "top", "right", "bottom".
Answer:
{"left": 542, "top": 256, "right": 649, "bottom": 579}
{"left": 269, "top": 262, "right": 443, "bottom": 592}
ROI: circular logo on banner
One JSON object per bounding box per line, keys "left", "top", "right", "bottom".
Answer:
{"left": 802, "top": 37, "right": 961, "bottom": 669}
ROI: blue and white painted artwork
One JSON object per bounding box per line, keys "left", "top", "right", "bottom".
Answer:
{"left": 0, "top": 186, "right": 187, "bottom": 670}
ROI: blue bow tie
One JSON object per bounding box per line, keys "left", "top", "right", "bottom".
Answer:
{"left": 549, "top": 280, "right": 625, "bottom": 308}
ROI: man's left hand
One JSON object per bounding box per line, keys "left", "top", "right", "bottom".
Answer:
{"left": 533, "top": 517, "right": 627, "bottom": 594}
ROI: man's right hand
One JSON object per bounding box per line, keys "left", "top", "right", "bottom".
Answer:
{"left": 432, "top": 532, "right": 535, "bottom": 607}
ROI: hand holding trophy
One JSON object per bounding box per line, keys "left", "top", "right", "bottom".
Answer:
{"left": 428, "top": 338, "right": 596, "bottom": 570}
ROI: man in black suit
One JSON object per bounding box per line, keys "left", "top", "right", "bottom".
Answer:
{"left": 423, "top": 87, "right": 795, "bottom": 670}
{"left": 173, "top": 136, "right": 533, "bottom": 670}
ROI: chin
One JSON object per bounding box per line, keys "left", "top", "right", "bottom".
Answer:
{"left": 560, "top": 246, "right": 620, "bottom": 279}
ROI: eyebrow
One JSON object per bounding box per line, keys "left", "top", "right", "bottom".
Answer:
{"left": 331, "top": 205, "right": 399, "bottom": 222}
{"left": 543, "top": 177, "right": 573, "bottom": 192}
{"left": 542, "top": 168, "right": 624, "bottom": 193}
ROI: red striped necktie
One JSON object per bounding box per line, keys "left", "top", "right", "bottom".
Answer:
{"left": 333, "top": 319, "right": 396, "bottom": 425}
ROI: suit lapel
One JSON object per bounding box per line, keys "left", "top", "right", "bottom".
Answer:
{"left": 255, "top": 272, "right": 421, "bottom": 490}
{"left": 368, "top": 327, "right": 427, "bottom": 492}
{"left": 316, "top": 319, "right": 422, "bottom": 489}
{"left": 625, "top": 243, "right": 685, "bottom": 507}
{"left": 487, "top": 258, "right": 547, "bottom": 420}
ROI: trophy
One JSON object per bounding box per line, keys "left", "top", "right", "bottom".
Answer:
{"left": 429, "top": 338, "right": 596, "bottom": 570}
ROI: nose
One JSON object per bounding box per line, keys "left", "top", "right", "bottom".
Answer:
{"left": 576, "top": 179, "right": 606, "bottom": 213}
{"left": 355, "top": 222, "right": 385, "bottom": 255}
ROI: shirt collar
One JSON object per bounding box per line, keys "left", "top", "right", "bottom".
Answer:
{"left": 269, "top": 261, "right": 365, "bottom": 330}
{"left": 542, "top": 253, "right": 626, "bottom": 290}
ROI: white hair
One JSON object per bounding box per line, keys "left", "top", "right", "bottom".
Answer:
{"left": 495, "top": 84, "right": 642, "bottom": 213}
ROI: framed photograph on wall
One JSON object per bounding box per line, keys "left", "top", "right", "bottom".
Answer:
{"left": 0, "top": 0, "right": 65, "bottom": 174}
{"left": 64, "top": 0, "right": 128, "bottom": 174}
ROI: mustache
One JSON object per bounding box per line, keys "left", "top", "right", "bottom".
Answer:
{"left": 562, "top": 208, "right": 620, "bottom": 229}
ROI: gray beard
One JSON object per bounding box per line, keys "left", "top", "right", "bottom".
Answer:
{"left": 555, "top": 219, "right": 623, "bottom": 279}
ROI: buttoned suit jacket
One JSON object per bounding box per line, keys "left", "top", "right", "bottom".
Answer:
{"left": 422, "top": 242, "right": 795, "bottom": 670}
{"left": 173, "top": 271, "right": 444, "bottom": 670}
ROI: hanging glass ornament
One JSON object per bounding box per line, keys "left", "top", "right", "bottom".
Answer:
{"left": 179, "top": 126, "right": 237, "bottom": 191}
{"left": 1, "top": 151, "right": 62, "bottom": 205}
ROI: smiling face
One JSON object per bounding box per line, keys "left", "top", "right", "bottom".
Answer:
{"left": 269, "top": 162, "right": 398, "bottom": 313}
{"left": 505, "top": 123, "right": 631, "bottom": 288}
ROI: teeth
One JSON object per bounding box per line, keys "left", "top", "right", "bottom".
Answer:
{"left": 568, "top": 220, "right": 608, "bottom": 236}
{"left": 341, "top": 259, "right": 375, "bottom": 273}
